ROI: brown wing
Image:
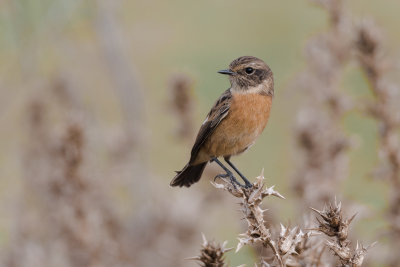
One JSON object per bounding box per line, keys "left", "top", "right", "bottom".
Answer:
{"left": 189, "top": 89, "right": 232, "bottom": 163}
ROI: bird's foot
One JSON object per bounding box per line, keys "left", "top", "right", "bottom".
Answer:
{"left": 214, "top": 173, "right": 229, "bottom": 182}
{"left": 243, "top": 180, "right": 253, "bottom": 189}
{"left": 214, "top": 173, "right": 250, "bottom": 189}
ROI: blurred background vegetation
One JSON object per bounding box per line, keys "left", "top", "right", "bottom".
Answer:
{"left": 1, "top": 0, "right": 400, "bottom": 266}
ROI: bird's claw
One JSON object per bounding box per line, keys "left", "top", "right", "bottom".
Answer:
{"left": 243, "top": 181, "right": 253, "bottom": 189}
{"left": 214, "top": 173, "right": 229, "bottom": 182}
{"left": 214, "top": 172, "right": 251, "bottom": 190}
{"left": 215, "top": 173, "right": 239, "bottom": 189}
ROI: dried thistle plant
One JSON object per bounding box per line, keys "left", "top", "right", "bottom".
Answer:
{"left": 212, "top": 173, "right": 284, "bottom": 264}
{"left": 311, "top": 200, "right": 375, "bottom": 266}
{"left": 3, "top": 80, "right": 215, "bottom": 267}
{"left": 211, "top": 173, "right": 323, "bottom": 267}
{"left": 169, "top": 73, "right": 195, "bottom": 140}
{"left": 354, "top": 19, "right": 400, "bottom": 266}
{"left": 292, "top": 0, "right": 353, "bottom": 207}
{"left": 188, "top": 234, "right": 232, "bottom": 267}
{"left": 292, "top": 0, "right": 400, "bottom": 265}
{"left": 207, "top": 172, "right": 374, "bottom": 266}
{"left": 3, "top": 97, "right": 131, "bottom": 267}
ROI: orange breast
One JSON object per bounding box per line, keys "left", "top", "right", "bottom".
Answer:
{"left": 195, "top": 93, "right": 272, "bottom": 163}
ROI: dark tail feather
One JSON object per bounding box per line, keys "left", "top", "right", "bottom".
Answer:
{"left": 170, "top": 162, "right": 207, "bottom": 187}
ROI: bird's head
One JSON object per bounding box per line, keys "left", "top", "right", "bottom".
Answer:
{"left": 218, "top": 56, "right": 274, "bottom": 96}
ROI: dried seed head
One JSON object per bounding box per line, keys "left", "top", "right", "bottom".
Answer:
{"left": 311, "top": 200, "right": 355, "bottom": 242}
{"left": 188, "top": 234, "right": 232, "bottom": 267}
{"left": 169, "top": 74, "right": 195, "bottom": 140}
{"left": 356, "top": 19, "right": 382, "bottom": 57}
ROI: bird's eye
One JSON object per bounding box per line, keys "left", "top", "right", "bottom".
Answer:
{"left": 245, "top": 67, "right": 254, "bottom": 74}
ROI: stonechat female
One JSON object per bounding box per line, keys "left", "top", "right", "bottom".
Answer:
{"left": 171, "top": 56, "right": 274, "bottom": 188}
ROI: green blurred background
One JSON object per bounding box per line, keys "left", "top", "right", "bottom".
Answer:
{"left": 1, "top": 0, "right": 400, "bottom": 266}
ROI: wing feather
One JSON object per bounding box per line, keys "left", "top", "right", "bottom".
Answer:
{"left": 189, "top": 89, "right": 232, "bottom": 163}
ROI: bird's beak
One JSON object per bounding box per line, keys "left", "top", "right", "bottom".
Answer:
{"left": 218, "top": 69, "right": 235, "bottom": 76}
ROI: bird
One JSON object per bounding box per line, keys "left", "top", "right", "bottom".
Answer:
{"left": 170, "top": 56, "right": 274, "bottom": 188}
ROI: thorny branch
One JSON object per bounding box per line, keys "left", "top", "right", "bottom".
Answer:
{"left": 212, "top": 173, "right": 285, "bottom": 266}
{"left": 206, "top": 173, "right": 374, "bottom": 266}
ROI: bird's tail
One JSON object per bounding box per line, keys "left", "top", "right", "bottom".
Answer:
{"left": 170, "top": 162, "right": 207, "bottom": 187}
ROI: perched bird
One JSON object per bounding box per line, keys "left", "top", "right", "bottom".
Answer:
{"left": 170, "top": 56, "right": 274, "bottom": 188}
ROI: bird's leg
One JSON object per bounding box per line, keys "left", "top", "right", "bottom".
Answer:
{"left": 224, "top": 157, "right": 252, "bottom": 188}
{"left": 211, "top": 157, "right": 243, "bottom": 188}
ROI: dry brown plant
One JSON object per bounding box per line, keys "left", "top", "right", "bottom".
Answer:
{"left": 169, "top": 73, "right": 195, "bottom": 140}
{"left": 292, "top": 0, "right": 353, "bottom": 207}
{"left": 311, "top": 200, "right": 375, "bottom": 266}
{"left": 1, "top": 79, "right": 218, "bottom": 267}
{"left": 212, "top": 173, "right": 297, "bottom": 266}
{"left": 354, "top": 19, "right": 400, "bottom": 266}
{"left": 293, "top": 0, "right": 400, "bottom": 265}
{"left": 188, "top": 234, "right": 232, "bottom": 267}
{"left": 1, "top": 80, "right": 136, "bottom": 267}
{"left": 208, "top": 173, "right": 375, "bottom": 266}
